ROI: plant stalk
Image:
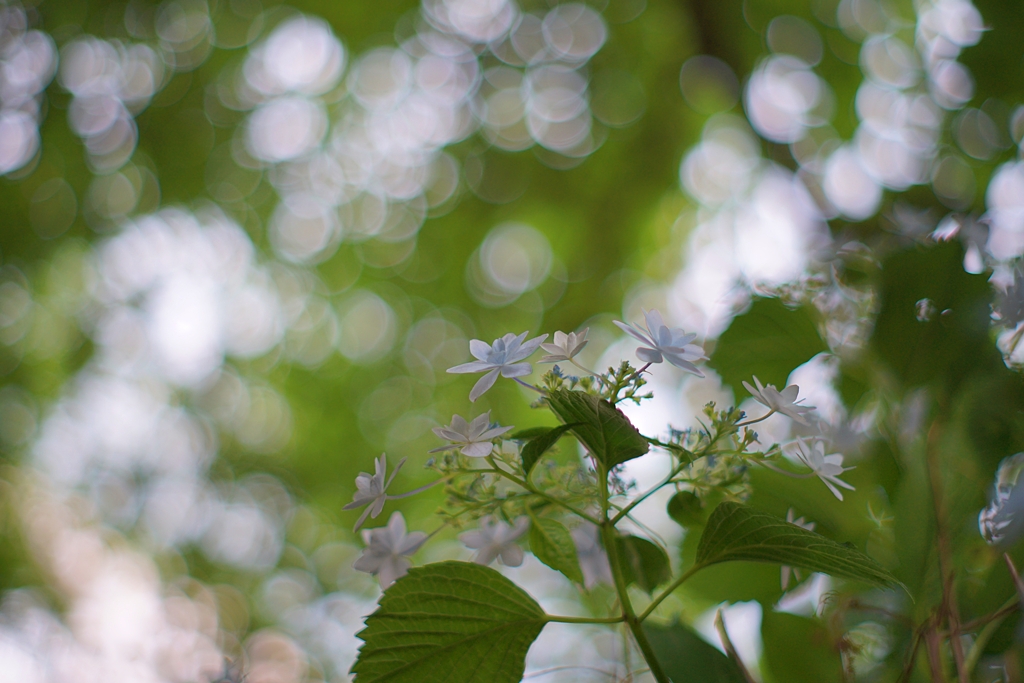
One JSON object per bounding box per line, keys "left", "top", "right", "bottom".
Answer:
{"left": 924, "top": 416, "right": 968, "bottom": 683}
{"left": 598, "top": 466, "right": 671, "bottom": 683}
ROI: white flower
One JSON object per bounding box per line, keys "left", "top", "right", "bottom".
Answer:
{"left": 459, "top": 516, "right": 529, "bottom": 566}
{"left": 613, "top": 309, "right": 706, "bottom": 376}
{"left": 781, "top": 508, "right": 816, "bottom": 590}
{"left": 353, "top": 512, "right": 427, "bottom": 588}
{"left": 342, "top": 453, "right": 406, "bottom": 531}
{"left": 539, "top": 328, "right": 590, "bottom": 363}
{"left": 742, "top": 375, "right": 816, "bottom": 425}
{"left": 430, "top": 412, "right": 514, "bottom": 458}
{"left": 790, "top": 437, "right": 855, "bottom": 501}
{"left": 447, "top": 331, "right": 549, "bottom": 401}
{"left": 571, "top": 522, "right": 614, "bottom": 588}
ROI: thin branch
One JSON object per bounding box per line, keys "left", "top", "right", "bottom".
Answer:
{"left": 514, "top": 377, "right": 546, "bottom": 394}
{"left": 638, "top": 564, "right": 701, "bottom": 621}
{"left": 545, "top": 614, "right": 626, "bottom": 625}
{"left": 610, "top": 463, "right": 686, "bottom": 525}
{"left": 483, "top": 460, "right": 602, "bottom": 525}
{"left": 714, "top": 610, "right": 758, "bottom": 683}
{"left": 897, "top": 627, "right": 925, "bottom": 683}
{"left": 523, "top": 665, "right": 618, "bottom": 680}
{"left": 735, "top": 410, "right": 776, "bottom": 428}
{"left": 962, "top": 591, "right": 1019, "bottom": 677}
{"left": 924, "top": 416, "right": 968, "bottom": 683}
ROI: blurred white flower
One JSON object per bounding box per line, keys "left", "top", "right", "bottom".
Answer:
{"left": 614, "top": 309, "right": 705, "bottom": 376}
{"left": 539, "top": 328, "right": 590, "bottom": 363}
{"left": 790, "top": 437, "right": 855, "bottom": 501}
{"left": 743, "top": 375, "right": 816, "bottom": 425}
{"left": 447, "top": 331, "right": 548, "bottom": 401}
{"left": 781, "top": 508, "right": 816, "bottom": 590}
{"left": 571, "top": 522, "right": 613, "bottom": 588}
{"left": 342, "top": 453, "right": 406, "bottom": 531}
{"left": 979, "top": 452, "right": 1024, "bottom": 545}
{"left": 353, "top": 511, "right": 427, "bottom": 588}
{"left": 430, "top": 412, "right": 513, "bottom": 458}
{"left": 459, "top": 516, "right": 529, "bottom": 566}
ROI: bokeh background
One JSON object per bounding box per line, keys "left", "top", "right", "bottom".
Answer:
{"left": 0, "top": 0, "right": 1022, "bottom": 680}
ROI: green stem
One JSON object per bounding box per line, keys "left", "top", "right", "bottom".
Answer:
{"left": 484, "top": 459, "right": 602, "bottom": 525}
{"left": 610, "top": 463, "right": 685, "bottom": 525}
{"left": 644, "top": 436, "right": 695, "bottom": 461}
{"left": 962, "top": 595, "right": 1017, "bottom": 676}
{"left": 598, "top": 466, "right": 671, "bottom": 683}
{"left": 638, "top": 565, "right": 702, "bottom": 622}
{"left": 735, "top": 409, "right": 775, "bottom": 428}
{"left": 545, "top": 614, "right": 626, "bottom": 625}
{"left": 569, "top": 358, "right": 600, "bottom": 377}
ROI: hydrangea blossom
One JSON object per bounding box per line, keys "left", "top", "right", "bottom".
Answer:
{"left": 781, "top": 508, "right": 816, "bottom": 589}
{"left": 430, "top": 412, "right": 513, "bottom": 458}
{"left": 571, "top": 522, "right": 614, "bottom": 588}
{"left": 613, "top": 309, "right": 705, "bottom": 376}
{"left": 352, "top": 512, "right": 427, "bottom": 588}
{"left": 342, "top": 453, "right": 406, "bottom": 530}
{"left": 742, "top": 376, "right": 816, "bottom": 425}
{"left": 979, "top": 452, "right": 1024, "bottom": 545}
{"left": 539, "top": 328, "right": 590, "bottom": 363}
{"left": 459, "top": 516, "right": 529, "bottom": 566}
{"left": 790, "top": 437, "right": 855, "bottom": 501}
{"left": 447, "top": 331, "right": 548, "bottom": 401}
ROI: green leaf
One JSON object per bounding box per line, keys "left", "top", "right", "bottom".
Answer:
{"left": 694, "top": 502, "right": 901, "bottom": 589}
{"left": 528, "top": 516, "right": 584, "bottom": 584}
{"left": 667, "top": 491, "right": 705, "bottom": 528}
{"left": 644, "top": 621, "right": 747, "bottom": 683}
{"left": 520, "top": 423, "right": 581, "bottom": 475}
{"left": 545, "top": 389, "right": 649, "bottom": 468}
{"left": 761, "top": 611, "right": 843, "bottom": 683}
{"left": 616, "top": 535, "right": 671, "bottom": 594}
{"left": 509, "top": 427, "right": 553, "bottom": 440}
{"left": 352, "top": 561, "right": 547, "bottom": 683}
{"left": 708, "top": 297, "right": 827, "bottom": 399}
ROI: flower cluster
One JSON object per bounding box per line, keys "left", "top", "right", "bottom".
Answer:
{"left": 345, "top": 308, "right": 855, "bottom": 589}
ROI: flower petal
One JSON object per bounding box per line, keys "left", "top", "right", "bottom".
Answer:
{"left": 378, "top": 556, "right": 411, "bottom": 588}
{"left": 500, "top": 362, "right": 533, "bottom": 378}
{"left": 353, "top": 552, "right": 383, "bottom": 574}
{"left": 469, "top": 339, "right": 493, "bottom": 361}
{"left": 500, "top": 544, "right": 524, "bottom": 567}
{"left": 352, "top": 504, "right": 374, "bottom": 531}
{"left": 385, "top": 456, "right": 407, "bottom": 490}
{"left": 398, "top": 530, "right": 428, "bottom": 555}
{"left": 468, "top": 368, "right": 501, "bottom": 401}
{"left": 636, "top": 347, "right": 664, "bottom": 364}
{"left": 663, "top": 354, "right": 705, "bottom": 376}
{"left": 448, "top": 361, "right": 495, "bottom": 374}
{"left": 511, "top": 333, "right": 548, "bottom": 362}
{"left": 479, "top": 424, "right": 514, "bottom": 440}
{"left": 644, "top": 309, "right": 667, "bottom": 336}
{"left": 614, "top": 320, "right": 654, "bottom": 346}
{"left": 461, "top": 441, "right": 494, "bottom": 458}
